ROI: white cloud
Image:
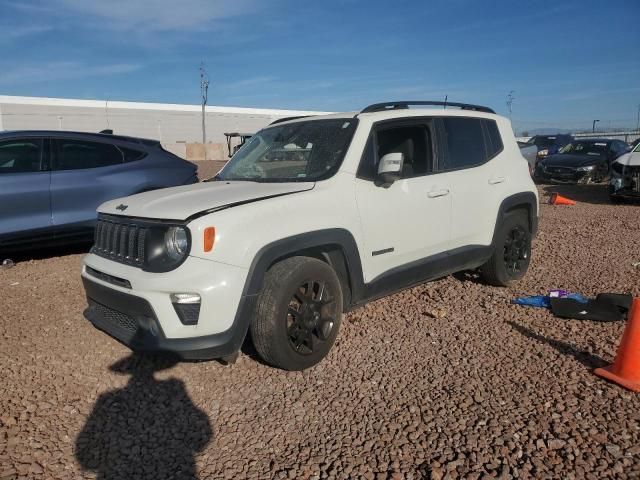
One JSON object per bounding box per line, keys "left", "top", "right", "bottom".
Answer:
{"left": 0, "top": 62, "right": 142, "bottom": 86}
{"left": 2, "top": 24, "right": 53, "bottom": 40}
{"left": 56, "top": 0, "right": 259, "bottom": 31}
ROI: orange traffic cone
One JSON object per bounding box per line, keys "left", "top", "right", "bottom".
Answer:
{"left": 595, "top": 298, "right": 640, "bottom": 392}
{"left": 549, "top": 193, "right": 576, "bottom": 206}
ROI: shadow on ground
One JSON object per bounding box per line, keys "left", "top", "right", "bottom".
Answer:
{"left": 75, "top": 353, "right": 213, "bottom": 480}
{"left": 540, "top": 183, "right": 611, "bottom": 206}
{"left": 3, "top": 241, "right": 92, "bottom": 263}
{"left": 508, "top": 321, "right": 608, "bottom": 369}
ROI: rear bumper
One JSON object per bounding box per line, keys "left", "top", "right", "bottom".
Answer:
{"left": 83, "top": 276, "right": 254, "bottom": 360}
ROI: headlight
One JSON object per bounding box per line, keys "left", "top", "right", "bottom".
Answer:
{"left": 165, "top": 226, "right": 189, "bottom": 260}
{"left": 577, "top": 165, "right": 595, "bottom": 172}
{"left": 145, "top": 225, "right": 191, "bottom": 272}
{"left": 538, "top": 149, "right": 548, "bottom": 156}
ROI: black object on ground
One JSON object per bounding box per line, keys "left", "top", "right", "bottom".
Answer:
{"left": 550, "top": 293, "right": 633, "bottom": 322}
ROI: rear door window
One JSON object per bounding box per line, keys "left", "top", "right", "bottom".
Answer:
{"left": 54, "top": 139, "right": 124, "bottom": 171}
{"left": 0, "top": 138, "right": 43, "bottom": 173}
{"left": 437, "top": 117, "right": 488, "bottom": 170}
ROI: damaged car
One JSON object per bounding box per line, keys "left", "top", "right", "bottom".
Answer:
{"left": 610, "top": 141, "right": 640, "bottom": 203}
{"left": 534, "top": 138, "right": 629, "bottom": 184}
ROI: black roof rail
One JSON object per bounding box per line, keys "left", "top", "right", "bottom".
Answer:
{"left": 99, "top": 129, "right": 113, "bottom": 134}
{"left": 269, "top": 115, "right": 312, "bottom": 125}
{"left": 360, "top": 101, "right": 495, "bottom": 114}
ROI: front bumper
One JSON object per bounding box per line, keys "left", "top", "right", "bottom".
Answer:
{"left": 81, "top": 253, "right": 253, "bottom": 360}
{"left": 535, "top": 167, "right": 591, "bottom": 184}
{"left": 610, "top": 169, "right": 640, "bottom": 198}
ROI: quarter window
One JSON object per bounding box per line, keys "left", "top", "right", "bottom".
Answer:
{"left": 0, "top": 139, "right": 43, "bottom": 174}
{"left": 484, "top": 120, "right": 504, "bottom": 159}
{"left": 439, "top": 117, "right": 487, "bottom": 170}
{"left": 54, "top": 140, "right": 124, "bottom": 171}
{"left": 122, "top": 147, "right": 146, "bottom": 162}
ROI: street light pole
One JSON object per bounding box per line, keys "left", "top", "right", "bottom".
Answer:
{"left": 592, "top": 119, "right": 599, "bottom": 133}
{"left": 506, "top": 90, "right": 515, "bottom": 121}
{"left": 200, "top": 63, "right": 209, "bottom": 145}
{"left": 636, "top": 104, "right": 640, "bottom": 133}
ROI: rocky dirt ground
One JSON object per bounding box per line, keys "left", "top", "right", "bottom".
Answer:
{"left": 1, "top": 180, "right": 639, "bottom": 479}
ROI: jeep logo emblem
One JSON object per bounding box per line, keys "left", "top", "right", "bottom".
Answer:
{"left": 116, "top": 204, "right": 128, "bottom": 211}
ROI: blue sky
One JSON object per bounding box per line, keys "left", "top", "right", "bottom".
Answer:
{"left": 1, "top": 0, "right": 639, "bottom": 132}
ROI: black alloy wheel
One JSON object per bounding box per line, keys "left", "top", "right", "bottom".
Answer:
{"left": 286, "top": 280, "right": 337, "bottom": 355}
{"left": 503, "top": 225, "right": 529, "bottom": 275}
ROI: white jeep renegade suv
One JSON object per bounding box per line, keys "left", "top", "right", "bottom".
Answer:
{"left": 81, "top": 101, "right": 539, "bottom": 370}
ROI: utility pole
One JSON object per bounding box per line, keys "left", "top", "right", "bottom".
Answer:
{"left": 636, "top": 104, "right": 640, "bottom": 133}
{"left": 592, "top": 119, "right": 599, "bottom": 133}
{"left": 506, "top": 91, "right": 515, "bottom": 121}
{"left": 200, "top": 62, "right": 209, "bottom": 145}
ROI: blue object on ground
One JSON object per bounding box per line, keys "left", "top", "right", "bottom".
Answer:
{"left": 512, "top": 292, "right": 589, "bottom": 309}
{"left": 512, "top": 296, "right": 552, "bottom": 308}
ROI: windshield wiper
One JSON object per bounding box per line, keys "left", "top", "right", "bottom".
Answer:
{"left": 204, "top": 173, "right": 222, "bottom": 182}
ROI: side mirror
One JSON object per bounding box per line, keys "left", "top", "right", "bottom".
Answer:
{"left": 377, "top": 152, "right": 404, "bottom": 186}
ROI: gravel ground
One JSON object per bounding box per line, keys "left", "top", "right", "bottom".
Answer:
{"left": 1, "top": 183, "right": 640, "bottom": 479}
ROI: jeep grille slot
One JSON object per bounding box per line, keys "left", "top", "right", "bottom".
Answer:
{"left": 92, "top": 219, "right": 147, "bottom": 266}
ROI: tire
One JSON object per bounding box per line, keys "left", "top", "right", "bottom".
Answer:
{"left": 250, "top": 256, "right": 343, "bottom": 370}
{"left": 480, "top": 212, "right": 532, "bottom": 287}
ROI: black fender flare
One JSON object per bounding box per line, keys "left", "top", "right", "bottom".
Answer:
{"left": 226, "top": 229, "right": 365, "bottom": 353}
{"left": 492, "top": 191, "right": 538, "bottom": 244}
{"left": 244, "top": 228, "right": 364, "bottom": 299}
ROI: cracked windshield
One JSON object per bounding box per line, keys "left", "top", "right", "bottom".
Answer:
{"left": 217, "top": 119, "right": 356, "bottom": 182}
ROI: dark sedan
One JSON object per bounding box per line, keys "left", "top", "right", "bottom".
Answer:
{"left": 0, "top": 130, "right": 198, "bottom": 251}
{"left": 534, "top": 139, "right": 630, "bottom": 184}
{"left": 525, "top": 134, "right": 574, "bottom": 162}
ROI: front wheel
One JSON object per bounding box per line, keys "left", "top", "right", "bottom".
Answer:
{"left": 480, "top": 212, "right": 532, "bottom": 287}
{"left": 250, "top": 256, "right": 343, "bottom": 370}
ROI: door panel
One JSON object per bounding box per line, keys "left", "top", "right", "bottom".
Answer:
{"left": 436, "top": 117, "right": 504, "bottom": 249}
{"left": 355, "top": 175, "right": 451, "bottom": 282}
{"left": 447, "top": 162, "right": 504, "bottom": 248}
{"left": 50, "top": 138, "right": 128, "bottom": 233}
{"left": 0, "top": 138, "right": 51, "bottom": 243}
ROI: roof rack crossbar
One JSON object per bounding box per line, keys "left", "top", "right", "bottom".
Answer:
{"left": 361, "top": 101, "right": 495, "bottom": 114}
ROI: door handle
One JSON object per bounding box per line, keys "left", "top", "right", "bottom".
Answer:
{"left": 427, "top": 189, "right": 450, "bottom": 198}
{"left": 488, "top": 177, "right": 506, "bottom": 185}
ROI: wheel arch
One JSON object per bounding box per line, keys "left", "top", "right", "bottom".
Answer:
{"left": 244, "top": 229, "right": 365, "bottom": 310}
{"left": 493, "top": 192, "right": 538, "bottom": 242}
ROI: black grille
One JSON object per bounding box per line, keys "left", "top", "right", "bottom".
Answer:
{"left": 626, "top": 166, "right": 640, "bottom": 192}
{"left": 547, "top": 166, "right": 574, "bottom": 174}
{"left": 92, "top": 218, "right": 147, "bottom": 266}
{"left": 86, "top": 299, "right": 139, "bottom": 344}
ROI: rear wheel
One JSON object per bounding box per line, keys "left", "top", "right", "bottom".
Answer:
{"left": 250, "top": 256, "right": 343, "bottom": 370}
{"left": 481, "top": 212, "right": 532, "bottom": 287}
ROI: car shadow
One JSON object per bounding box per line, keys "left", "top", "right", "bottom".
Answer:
{"left": 3, "top": 241, "right": 93, "bottom": 263}
{"left": 507, "top": 321, "right": 608, "bottom": 369}
{"left": 75, "top": 353, "right": 213, "bottom": 480}
{"left": 540, "top": 183, "right": 611, "bottom": 206}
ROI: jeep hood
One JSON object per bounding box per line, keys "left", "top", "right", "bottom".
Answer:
{"left": 614, "top": 152, "right": 640, "bottom": 167}
{"left": 98, "top": 181, "right": 315, "bottom": 220}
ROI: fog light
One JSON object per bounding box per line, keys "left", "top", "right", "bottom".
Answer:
{"left": 170, "top": 293, "right": 201, "bottom": 304}
{"left": 170, "top": 293, "right": 201, "bottom": 325}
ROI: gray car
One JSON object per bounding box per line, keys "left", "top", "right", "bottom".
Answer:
{"left": 0, "top": 130, "right": 198, "bottom": 251}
